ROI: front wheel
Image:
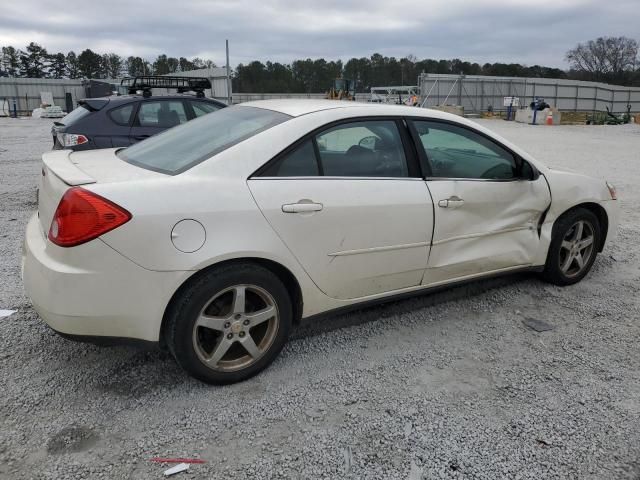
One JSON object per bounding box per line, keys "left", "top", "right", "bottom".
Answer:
{"left": 542, "top": 208, "right": 601, "bottom": 286}
{"left": 166, "top": 263, "right": 292, "bottom": 384}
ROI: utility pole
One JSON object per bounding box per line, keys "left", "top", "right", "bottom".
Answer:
{"left": 226, "top": 40, "right": 232, "bottom": 105}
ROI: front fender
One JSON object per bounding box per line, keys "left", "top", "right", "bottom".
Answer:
{"left": 532, "top": 169, "right": 619, "bottom": 265}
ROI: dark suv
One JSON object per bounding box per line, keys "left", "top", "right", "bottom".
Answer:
{"left": 52, "top": 94, "right": 226, "bottom": 151}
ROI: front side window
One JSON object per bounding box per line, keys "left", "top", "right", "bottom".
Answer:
{"left": 315, "top": 120, "right": 409, "bottom": 177}
{"left": 137, "top": 101, "right": 188, "bottom": 127}
{"left": 261, "top": 140, "right": 319, "bottom": 177}
{"left": 412, "top": 120, "right": 517, "bottom": 180}
{"left": 118, "top": 106, "right": 290, "bottom": 174}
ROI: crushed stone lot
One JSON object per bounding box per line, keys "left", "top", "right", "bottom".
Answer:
{"left": 1, "top": 116, "right": 640, "bottom": 479}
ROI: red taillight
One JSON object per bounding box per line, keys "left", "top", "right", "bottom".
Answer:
{"left": 48, "top": 187, "right": 131, "bottom": 247}
{"left": 58, "top": 133, "right": 88, "bottom": 147}
{"left": 74, "top": 134, "right": 88, "bottom": 145}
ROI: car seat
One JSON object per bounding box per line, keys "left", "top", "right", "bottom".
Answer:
{"left": 157, "top": 104, "right": 181, "bottom": 127}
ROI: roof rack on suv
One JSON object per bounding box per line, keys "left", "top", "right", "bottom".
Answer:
{"left": 120, "top": 76, "right": 212, "bottom": 98}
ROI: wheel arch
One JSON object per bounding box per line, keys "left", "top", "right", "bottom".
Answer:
{"left": 553, "top": 202, "right": 608, "bottom": 252}
{"left": 159, "top": 257, "right": 304, "bottom": 348}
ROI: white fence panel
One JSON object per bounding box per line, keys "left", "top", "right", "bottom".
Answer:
{"left": 418, "top": 74, "right": 640, "bottom": 114}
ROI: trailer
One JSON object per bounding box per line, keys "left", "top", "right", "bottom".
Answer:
{"left": 370, "top": 86, "right": 419, "bottom": 106}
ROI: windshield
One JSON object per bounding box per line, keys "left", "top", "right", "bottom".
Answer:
{"left": 118, "top": 106, "right": 291, "bottom": 174}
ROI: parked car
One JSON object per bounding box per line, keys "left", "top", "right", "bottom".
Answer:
{"left": 24, "top": 100, "right": 619, "bottom": 384}
{"left": 51, "top": 94, "right": 225, "bottom": 151}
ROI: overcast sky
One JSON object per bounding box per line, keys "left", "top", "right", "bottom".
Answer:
{"left": 1, "top": 0, "right": 638, "bottom": 68}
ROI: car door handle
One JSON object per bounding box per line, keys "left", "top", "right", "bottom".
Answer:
{"left": 134, "top": 135, "right": 151, "bottom": 140}
{"left": 438, "top": 196, "right": 465, "bottom": 208}
{"left": 282, "top": 201, "right": 323, "bottom": 213}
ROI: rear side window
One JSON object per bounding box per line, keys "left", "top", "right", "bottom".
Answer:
{"left": 60, "top": 105, "right": 91, "bottom": 126}
{"left": 191, "top": 101, "right": 221, "bottom": 118}
{"left": 259, "top": 120, "right": 410, "bottom": 178}
{"left": 137, "top": 101, "right": 188, "bottom": 127}
{"left": 109, "top": 103, "right": 134, "bottom": 126}
{"left": 118, "top": 106, "right": 290, "bottom": 175}
{"left": 315, "top": 120, "right": 408, "bottom": 177}
{"left": 261, "top": 140, "right": 319, "bottom": 176}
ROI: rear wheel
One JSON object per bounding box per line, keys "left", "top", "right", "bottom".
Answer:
{"left": 166, "top": 263, "right": 292, "bottom": 384}
{"left": 542, "top": 208, "right": 601, "bottom": 285}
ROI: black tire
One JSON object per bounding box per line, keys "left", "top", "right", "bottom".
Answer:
{"left": 166, "top": 263, "right": 292, "bottom": 384}
{"left": 542, "top": 208, "right": 601, "bottom": 286}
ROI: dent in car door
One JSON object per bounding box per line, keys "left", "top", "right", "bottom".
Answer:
{"left": 409, "top": 119, "right": 551, "bottom": 284}
{"left": 425, "top": 179, "right": 550, "bottom": 283}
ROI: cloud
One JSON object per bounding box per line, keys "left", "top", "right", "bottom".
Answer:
{"left": 0, "top": 0, "right": 637, "bottom": 67}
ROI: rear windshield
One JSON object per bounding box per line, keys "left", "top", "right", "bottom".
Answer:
{"left": 60, "top": 105, "right": 91, "bottom": 126}
{"left": 118, "top": 106, "right": 291, "bottom": 174}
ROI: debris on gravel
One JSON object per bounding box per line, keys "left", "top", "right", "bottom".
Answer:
{"left": 521, "top": 317, "right": 554, "bottom": 332}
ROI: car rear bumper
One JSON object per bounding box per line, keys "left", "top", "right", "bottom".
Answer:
{"left": 22, "top": 213, "right": 186, "bottom": 342}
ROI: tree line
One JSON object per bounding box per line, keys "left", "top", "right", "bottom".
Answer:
{"left": 232, "top": 56, "right": 570, "bottom": 93}
{"left": 0, "top": 42, "right": 215, "bottom": 80}
{"left": 1, "top": 36, "right": 638, "bottom": 93}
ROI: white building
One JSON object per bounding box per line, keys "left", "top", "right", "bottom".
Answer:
{"left": 166, "top": 67, "right": 231, "bottom": 102}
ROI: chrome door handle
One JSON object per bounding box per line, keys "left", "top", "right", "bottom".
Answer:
{"left": 438, "top": 196, "right": 465, "bottom": 208}
{"left": 282, "top": 201, "right": 323, "bottom": 213}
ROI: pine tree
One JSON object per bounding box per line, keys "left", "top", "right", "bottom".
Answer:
{"left": 66, "top": 51, "right": 80, "bottom": 79}
{"left": 49, "top": 52, "right": 67, "bottom": 78}
{"left": 20, "top": 42, "right": 49, "bottom": 77}
{"left": 77, "top": 49, "right": 103, "bottom": 78}
{"left": 1, "top": 46, "right": 21, "bottom": 77}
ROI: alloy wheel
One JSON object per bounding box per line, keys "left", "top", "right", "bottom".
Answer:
{"left": 558, "top": 220, "right": 595, "bottom": 278}
{"left": 192, "top": 284, "right": 279, "bottom": 372}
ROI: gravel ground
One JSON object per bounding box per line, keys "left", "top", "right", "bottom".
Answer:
{"left": 1, "top": 116, "right": 639, "bottom": 480}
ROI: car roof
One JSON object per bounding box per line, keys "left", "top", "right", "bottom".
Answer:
{"left": 239, "top": 99, "right": 381, "bottom": 117}
{"left": 238, "top": 99, "right": 466, "bottom": 121}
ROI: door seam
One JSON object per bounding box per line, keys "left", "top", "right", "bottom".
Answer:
{"left": 245, "top": 179, "right": 330, "bottom": 297}
{"left": 420, "top": 181, "right": 436, "bottom": 284}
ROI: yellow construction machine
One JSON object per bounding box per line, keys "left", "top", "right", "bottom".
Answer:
{"left": 326, "top": 78, "right": 355, "bottom": 100}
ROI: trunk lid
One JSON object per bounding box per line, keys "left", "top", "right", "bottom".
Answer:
{"left": 39, "top": 150, "right": 94, "bottom": 235}
{"left": 38, "top": 148, "right": 166, "bottom": 234}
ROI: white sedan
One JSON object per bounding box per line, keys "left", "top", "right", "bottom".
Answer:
{"left": 23, "top": 100, "right": 619, "bottom": 384}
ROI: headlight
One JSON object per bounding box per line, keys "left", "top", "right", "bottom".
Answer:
{"left": 606, "top": 181, "right": 617, "bottom": 200}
